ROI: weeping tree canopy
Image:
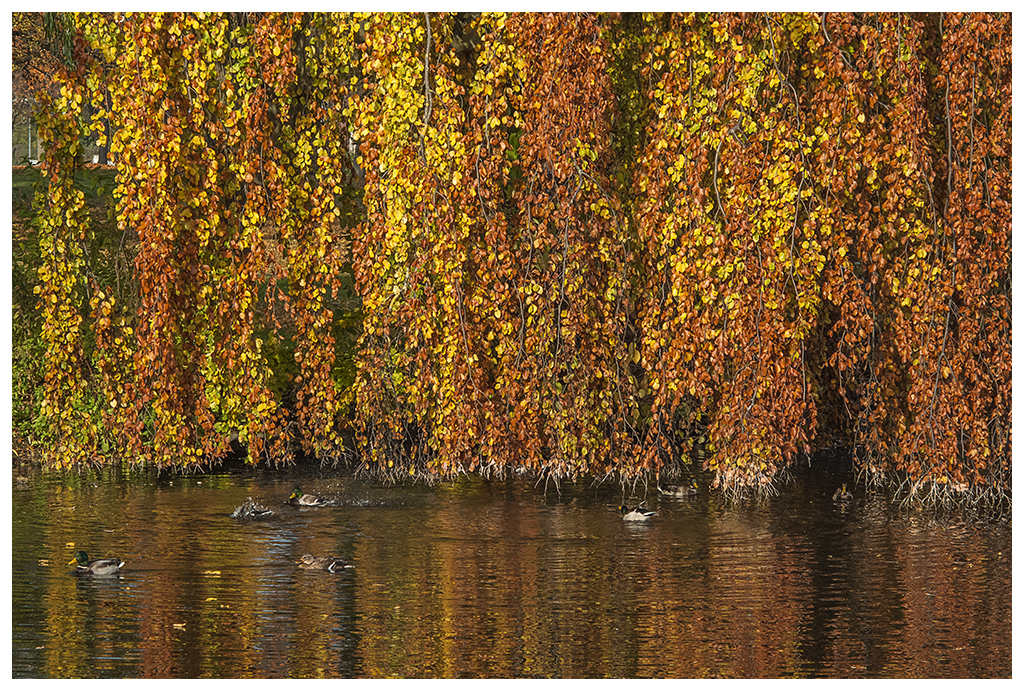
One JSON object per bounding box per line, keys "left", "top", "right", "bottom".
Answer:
{"left": 22, "top": 12, "right": 1010, "bottom": 503}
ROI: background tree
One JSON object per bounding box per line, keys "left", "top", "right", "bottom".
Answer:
{"left": 12, "top": 13, "right": 65, "bottom": 162}
{"left": 24, "top": 11, "right": 1010, "bottom": 504}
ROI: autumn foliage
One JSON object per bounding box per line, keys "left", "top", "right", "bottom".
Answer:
{"left": 23, "top": 12, "right": 1009, "bottom": 502}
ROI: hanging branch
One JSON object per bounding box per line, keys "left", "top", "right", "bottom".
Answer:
{"left": 418, "top": 12, "right": 433, "bottom": 162}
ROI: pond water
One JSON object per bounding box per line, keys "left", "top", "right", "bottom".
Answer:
{"left": 10, "top": 462, "right": 1011, "bottom": 678}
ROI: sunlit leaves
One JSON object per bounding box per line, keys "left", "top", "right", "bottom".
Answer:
{"left": 629, "top": 12, "right": 1009, "bottom": 498}
{"left": 32, "top": 12, "right": 1009, "bottom": 500}
{"left": 348, "top": 12, "right": 634, "bottom": 480}
{"left": 58, "top": 11, "right": 364, "bottom": 467}
{"left": 34, "top": 85, "right": 93, "bottom": 468}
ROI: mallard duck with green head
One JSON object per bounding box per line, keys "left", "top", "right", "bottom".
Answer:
{"left": 659, "top": 479, "right": 698, "bottom": 497}
{"left": 832, "top": 483, "right": 852, "bottom": 503}
{"left": 297, "top": 554, "right": 354, "bottom": 572}
{"left": 69, "top": 551, "right": 125, "bottom": 576}
{"left": 619, "top": 505, "right": 658, "bottom": 521}
{"left": 285, "top": 487, "right": 327, "bottom": 506}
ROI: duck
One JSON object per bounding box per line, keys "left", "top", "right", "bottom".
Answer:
{"left": 832, "top": 483, "right": 852, "bottom": 503}
{"left": 231, "top": 497, "right": 275, "bottom": 519}
{"left": 619, "top": 505, "right": 658, "bottom": 521}
{"left": 659, "top": 479, "right": 698, "bottom": 497}
{"left": 69, "top": 551, "right": 125, "bottom": 576}
{"left": 297, "top": 554, "right": 354, "bottom": 572}
{"left": 285, "top": 487, "right": 326, "bottom": 506}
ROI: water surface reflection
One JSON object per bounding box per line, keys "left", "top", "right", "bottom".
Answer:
{"left": 11, "top": 466, "right": 1010, "bottom": 678}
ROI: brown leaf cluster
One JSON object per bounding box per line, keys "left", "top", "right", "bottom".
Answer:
{"left": 29, "top": 12, "right": 1010, "bottom": 501}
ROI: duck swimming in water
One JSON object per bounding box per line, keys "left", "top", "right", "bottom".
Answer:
{"left": 619, "top": 505, "right": 658, "bottom": 521}
{"left": 285, "top": 487, "right": 327, "bottom": 506}
{"left": 297, "top": 554, "right": 354, "bottom": 572}
{"left": 231, "top": 497, "right": 275, "bottom": 519}
{"left": 69, "top": 551, "right": 125, "bottom": 576}
{"left": 659, "top": 479, "right": 698, "bottom": 497}
{"left": 832, "top": 483, "right": 852, "bottom": 503}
